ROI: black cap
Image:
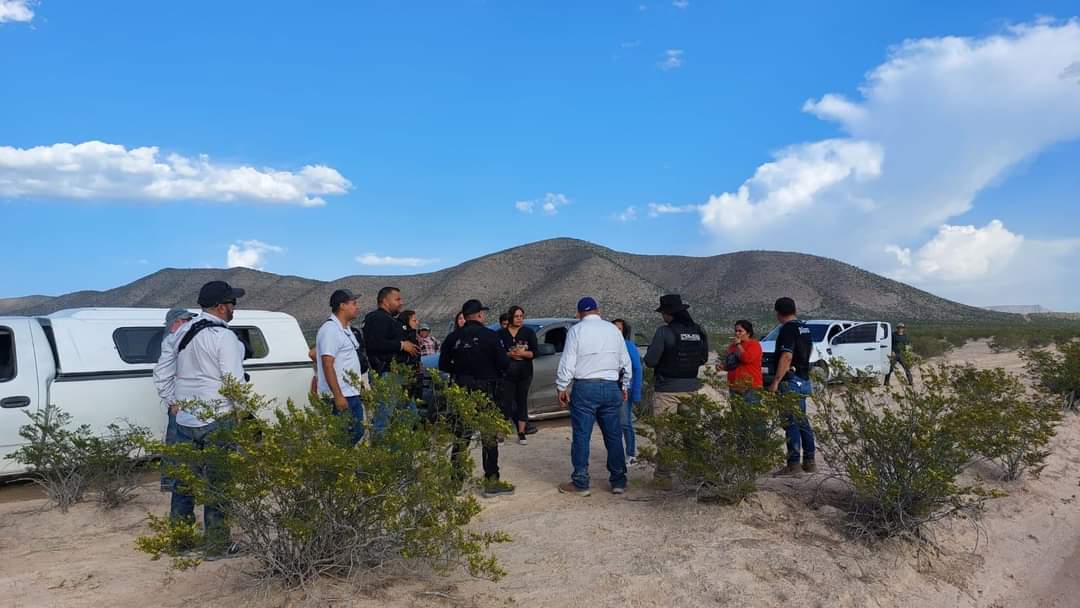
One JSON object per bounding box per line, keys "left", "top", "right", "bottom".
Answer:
{"left": 774, "top": 297, "right": 797, "bottom": 316}
{"left": 656, "top": 294, "right": 690, "bottom": 314}
{"left": 197, "top": 281, "right": 246, "bottom": 308}
{"left": 329, "top": 288, "right": 358, "bottom": 309}
{"left": 461, "top": 299, "right": 490, "bottom": 315}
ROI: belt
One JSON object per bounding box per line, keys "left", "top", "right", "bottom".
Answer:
{"left": 573, "top": 378, "right": 618, "bottom": 384}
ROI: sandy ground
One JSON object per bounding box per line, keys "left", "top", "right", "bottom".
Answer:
{"left": 1, "top": 341, "right": 1078, "bottom": 607}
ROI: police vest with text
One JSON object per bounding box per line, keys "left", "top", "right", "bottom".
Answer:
{"left": 656, "top": 322, "right": 708, "bottom": 379}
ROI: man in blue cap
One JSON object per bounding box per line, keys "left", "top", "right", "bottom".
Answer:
{"left": 555, "top": 297, "right": 632, "bottom": 497}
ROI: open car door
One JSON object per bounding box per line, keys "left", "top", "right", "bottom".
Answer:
{"left": 828, "top": 323, "right": 882, "bottom": 376}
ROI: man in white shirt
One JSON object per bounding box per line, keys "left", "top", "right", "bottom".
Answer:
{"left": 555, "top": 297, "right": 632, "bottom": 497}
{"left": 154, "top": 307, "right": 195, "bottom": 492}
{"left": 316, "top": 288, "right": 365, "bottom": 445}
{"left": 168, "top": 280, "right": 247, "bottom": 560}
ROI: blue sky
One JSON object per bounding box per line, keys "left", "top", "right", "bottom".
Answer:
{"left": 2, "top": 1, "right": 1079, "bottom": 310}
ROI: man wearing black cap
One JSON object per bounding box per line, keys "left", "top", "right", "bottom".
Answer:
{"left": 643, "top": 294, "right": 709, "bottom": 489}
{"left": 317, "top": 289, "right": 365, "bottom": 445}
{"left": 169, "top": 280, "right": 248, "bottom": 559}
{"left": 438, "top": 299, "right": 515, "bottom": 498}
{"left": 767, "top": 297, "right": 816, "bottom": 476}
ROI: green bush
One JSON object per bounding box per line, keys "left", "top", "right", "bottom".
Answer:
{"left": 137, "top": 370, "right": 511, "bottom": 586}
{"left": 908, "top": 335, "right": 951, "bottom": 359}
{"left": 636, "top": 374, "right": 796, "bottom": 503}
{"left": 1022, "top": 341, "right": 1080, "bottom": 411}
{"left": 4, "top": 405, "right": 151, "bottom": 512}
{"left": 944, "top": 365, "right": 1060, "bottom": 481}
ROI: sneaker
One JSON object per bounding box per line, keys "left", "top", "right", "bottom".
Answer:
{"left": 802, "top": 460, "right": 818, "bottom": 474}
{"left": 612, "top": 486, "right": 626, "bottom": 495}
{"left": 481, "top": 479, "right": 515, "bottom": 498}
{"left": 558, "top": 482, "right": 591, "bottom": 497}
{"left": 649, "top": 477, "right": 674, "bottom": 492}
{"left": 626, "top": 456, "right": 639, "bottom": 468}
{"left": 517, "top": 434, "right": 528, "bottom": 445}
{"left": 203, "top": 541, "right": 245, "bottom": 562}
{"left": 773, "top": 463, "right": 804, "bottom": 478}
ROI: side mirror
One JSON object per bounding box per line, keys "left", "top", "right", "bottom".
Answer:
{"left": 536, "top": 343, "right": 557, "bottom": 356}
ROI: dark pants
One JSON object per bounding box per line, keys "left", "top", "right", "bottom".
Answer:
{"left": 160, "top": 410, "right": 178, "bottom": 492}
{"left": 327, "top": 394, "right": 365, "bottom": 445}
{"left": 570, "top": 379, "right": 627, "bottom": 490}
{"left": 885, "top": 356, "right": 913, "bottom": 385}
{"left": 169, "top": 418, "right": 235, "bottom": 552}
{"left": 451, "top": 376, "right": 504, "bottom": 481}
{"left": 780, "top": 376, "right": 815, "bottom": 465}
{"left": 372, "top": 371, "right": 418, "bottom": 435}
{"left": 502, "top": 373, "right": 532, "bottom": 430}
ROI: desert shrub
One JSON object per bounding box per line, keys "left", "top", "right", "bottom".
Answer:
{"left": 1022, "top": 342, "right": 1080, "bottom": 411}
{"left": 908, "top": 335, "right": 951, "bottom": 359}
{"left": 943, "top": 365, "right": 1060, "bottom": 481}
{"left": 636, "top": 374, "right": 796, "bottom": 503}
{"left": 137, "top": 371, "right": 511, "bottom": 587}
{"left": 815, "top": 365, "right": 1000, "bottom": 541}
{"left": 4, "top": 405, "right": 151, "bottom": 511}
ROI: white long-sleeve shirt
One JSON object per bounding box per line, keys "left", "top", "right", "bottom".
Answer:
{"left": 555, "top": 314, "right": 632, "bottom": 392}
{"left": 153, "top": 329, "right": 182, "bottom": 408}
{"left": 173, "top": 311, "right": 246, "bottom": 427}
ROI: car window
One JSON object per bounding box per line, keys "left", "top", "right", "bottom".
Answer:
{"left": 0, "top": 326, "right": 15, "bottom": 382}
{"left": 232, "top": 326, "right": 270, "bottom": 359}
{"left": 880, "top": 323, "right": 890, "bottom": 341}
{"left": 825, "top": 325, "right": 842, "bottom": 342}
{"left": 113, "top": 327, "right": 166, "bottom": 364}
{"left": 832, "top": 323, "right": 878, "bottom": 344}
{"left": 543, "top": 327, "right": 568, "bottom": 353}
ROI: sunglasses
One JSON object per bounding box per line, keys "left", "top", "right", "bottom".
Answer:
{"left": 223, "top": 300, "right": 238, "bottom": 306}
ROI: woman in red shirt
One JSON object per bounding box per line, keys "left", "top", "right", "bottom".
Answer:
{"left": 724, "top": 320, "right": 763, "bottom": 397}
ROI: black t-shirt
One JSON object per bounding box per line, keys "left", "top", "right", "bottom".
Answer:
{"left": 361, "top": 308, "right": 406, "bottom": 375}
{"left": 771, "top": 320, "right": 813, "bottom": 379}
{"left": 498, "top": 326, "right": 538, "bottom": 378}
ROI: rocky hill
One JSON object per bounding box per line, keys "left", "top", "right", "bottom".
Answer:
{"left": 1, "top": 238, "right": 1010, "bottom": 338}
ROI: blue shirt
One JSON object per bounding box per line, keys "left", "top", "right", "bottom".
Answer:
{"left": 625, "top": 339, "right": 643, "bottom": 402}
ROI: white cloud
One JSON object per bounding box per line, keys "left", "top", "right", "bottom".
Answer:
{"left": 0, "top": 0, "right": 35, "bottom": 23}
{"left": 647, "top": 202, "right": 699, "bottom": 217}
{"left": 614, "top": 206, "right": 638, "bottom": 222}
{"left": 686, "top": 19, "right": 1080, "bottom": 307}
{"left": 658, "top": 49, "right": 683, "bottom": 71}
{"left": 673, "top": 0, "right": 689, "bottom": 8}
{"left": 355, "top": 253, "right": 438, "bottom": 268}
{"left": 0, "top": 141, "right": 351, "bottom": 206}
{"left": 887, "top": 220, "right": 1023, "bottom": 281}
{"left": 227, "top": 240, "right": 284, "bottom": 270}
{"left": 516, "top": 192, "right": 570, "bottom": 215}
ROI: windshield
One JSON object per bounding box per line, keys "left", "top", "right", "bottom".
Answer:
{"left": 762, "top": 323, "right": 830, "bottom": 343}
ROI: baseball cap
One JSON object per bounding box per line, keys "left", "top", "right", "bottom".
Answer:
{"left": 197, "top": 281, "right": 246, "bottom": 308}
{"left": 461, "top": 299, "right": 490, "bottom": 315}
{"left": 165, "top": 307, "right": 195, "bottom": 327}
{"left": 577, "top": 297, "right": 599, "bottom": 313}
{"left": 329, "top": 288, "right": 358, "bottom": 309}
{"left": 419, "top": 323, "right": 431, "bottom": 331}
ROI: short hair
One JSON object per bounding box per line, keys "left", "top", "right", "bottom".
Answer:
{"left": 612, "top": 318, "right": 632, "bottom": 340}
{"left": 499, "top": 313, "right": 509, "bottom": 324}
{"left": 774, "top": 297, "right": 797, "bottom": 316}
{"left": 734, "top": 319, "right": 754, "bottom": 337}
{"left": 377, "top": 286, "right": 400, "bottom": 305}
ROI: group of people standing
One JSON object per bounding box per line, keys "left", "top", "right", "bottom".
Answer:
{"left": 151, "top": 278, "right": 828, "bottom": 557}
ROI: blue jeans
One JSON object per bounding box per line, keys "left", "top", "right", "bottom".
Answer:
{"left": 371, "top": 372, "right": 418, "bottom": 435}
{"left": 570, "top": 380, "right": 627, "bottom": 490}
{"left": 620, "top": 400, "right": 638, "bottom": 458}
{"left": 160, "top": 410, "right": 178, "bottom": 492}
{"left": 169, "top": 418, "right": 234, "bottom": 551}
{"left": 780, "top": 376, "right": 815, "bottom": 465}
{"left": 328, "top": 395, "right": 365, "bottom": 445}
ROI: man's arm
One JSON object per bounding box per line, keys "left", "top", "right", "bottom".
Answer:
{"left": 321, "top": 355, "right": 348, "bottom": 411}
{"left": 219, "top": 331, "right": 247, "bottom": 384}
{"left": 555, "top": 327, "right": 578, "bottom": 391}
{"left": 492, "top": 333, "right": 512, "bottom": 372}
{"left": 643, "top": 326, "right": 668, "bottom": 369}
{"left": 770, "top": 352, "right": 793, "bottom": 392}
{"left": 618, "top": 339, "right": 632, "bottom": 399}
{"left": 769, "top": 324, "right": 795, "bottom": 392}
{"left": 153, "top": 334, "right": 178, "bottom": 411}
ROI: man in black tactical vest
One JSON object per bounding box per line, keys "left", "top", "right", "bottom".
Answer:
{"left": 643, "top": 294, "right": 709, "bottom": 489}
{"left": 438, "top": 299, "right": 516, "bottom": 498}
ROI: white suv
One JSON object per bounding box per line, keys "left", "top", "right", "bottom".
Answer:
{"left": 760, "top": 319, "right": 893, "bottom": 381}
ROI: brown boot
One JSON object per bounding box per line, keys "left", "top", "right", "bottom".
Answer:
{"left": 802, "top": 460, "right": 818, "bottom": 474}
{"left": 773, "top": 463, "right": 803, "bottom": 478}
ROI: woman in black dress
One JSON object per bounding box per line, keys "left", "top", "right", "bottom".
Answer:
{"left": 499, "top": 306, "right": 538, "bottom": 445}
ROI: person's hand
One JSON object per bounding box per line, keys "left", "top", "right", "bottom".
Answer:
{"left": 334, "top": 394, "right": 348, "bottom": 412}
{"left": 767, "top": 382, "right": 779, "bottom": 393}
{"left": 622, "top": 388, "right": 629, "bottom": 402}
{"left": 508, "top": 349, "right": 522, "bottom": 360}
{"left": 168, "top": 403, "right": 179, "bottom": 416}
{"left": 401, "top": 341, "right": 419, "bottom": 356}
{"left": 729, "top": 336, "right": 740, "bottom": 348}
{"left": 558, "top": 390, "right": 570, "bottom": 409}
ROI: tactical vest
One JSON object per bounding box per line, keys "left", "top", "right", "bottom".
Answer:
{"left": 656, "top": 321, "right": 708, "bottom": 379}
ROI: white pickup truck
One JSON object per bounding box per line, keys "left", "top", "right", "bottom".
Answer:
{"left": 0, "top": 308, "right": 314, "bottom": 476}
{"left": 760, "top": 319, "right": 894, "bottom": 382}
